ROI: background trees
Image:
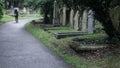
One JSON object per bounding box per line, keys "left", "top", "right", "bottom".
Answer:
{"left": 26, "top": 0, "right": 120, "bottom": 39}
{"left": 0, "top": 0, "right": 3, "bottom": 20}
{"left": 79, "top": 0, "right": 120, "bottom": 39}
{"left": 1, "top": 0, "right": 120, "bottom": 39}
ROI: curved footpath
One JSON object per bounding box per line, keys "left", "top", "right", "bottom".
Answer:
{"left": 0, "top": 19, "right": 70, "bottom": 68}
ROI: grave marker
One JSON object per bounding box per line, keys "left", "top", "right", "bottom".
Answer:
{"left": 74, "top": 10, "right": 80, "bottom": 31}
{"left": 70, "top": 9, "right": 74, "bottom": 28}
{"left": 88, "top": 9, "right": 94, "bottom": 34}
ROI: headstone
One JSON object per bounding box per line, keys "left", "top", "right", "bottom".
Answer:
{"left": 81, "top": 9, "right": 88, "bottom": 32}
{"left": 23, "top": 7, "right": 27, "bottom": 14}
{"left": 74, "top": 10, "right": 80, "bottom": 31}
{"left": 88, "top": 9, "right": 94, "bottom": 34}
{"left": 70, "top": 9, "right": 74, "bottom": 28}
{"left": 53, "top": 0, "right": 59, "bottom": 26}
{"left": 62, "top": 6, "right": 66, "bottom": 26}
{"left": 27, "top": 7, "right": 30, "bottom": 14}
{"left": 60, "top": 8, "right": 63, "bottom": 25}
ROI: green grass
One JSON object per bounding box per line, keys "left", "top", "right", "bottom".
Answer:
{"left": 48, "top": 27, "right": 77, "bottom": 33}
{"left": 26, "top": 23, "right": 120, "bottom": 68}
{"left": 0, "top": 15, "right": 14, "bottom": 24}
{"left": 0, "top": 13, "right": 41, "bottom": 25}
{"left": 20, "top": 13, "right": 41, "bottom": 19}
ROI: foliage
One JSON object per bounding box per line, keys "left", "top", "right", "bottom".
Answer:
{"left": 78, "top": 0, "right": 120, "bottom": 39}
{"left": 26, "top": 0, "right": 63, "bottom": 24}
{"left": 11, "top": 0, "right": 120, "bottom": 39}
{"left": 61, "top": 0, "right": 120, "bottom": 39}
{"left": 0, "top": 1, "right": 3, "bottom": 21}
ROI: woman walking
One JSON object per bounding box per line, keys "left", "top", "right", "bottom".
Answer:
{"left": 14, "top": 9, "right": 19, "bottom": 23}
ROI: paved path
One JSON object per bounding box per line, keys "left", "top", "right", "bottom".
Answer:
{"left": 0, "top": 19, "right": 69, "bottom": 68}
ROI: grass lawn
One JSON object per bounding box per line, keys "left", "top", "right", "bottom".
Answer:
{"left": 25, "top": 23, "right": 120, "bottom": 68}
{"left": 0, "top": 13, "right": 40, "bottom": 24}
{"left": 47, "top": 27, "right": 76, "bottom": 33}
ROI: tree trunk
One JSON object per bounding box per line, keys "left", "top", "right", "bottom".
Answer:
{"left": 95, "top": 9, "right": 118, "bottom": 38}
{"left": 44, "top": 13, "right": 49, "bottom": 24}
{"left": 5, "top": 0, "right": 7, "bottom": 9}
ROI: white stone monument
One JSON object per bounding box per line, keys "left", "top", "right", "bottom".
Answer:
{"left": 88, "top": 9, "right": 94, "bottom": 34}
{"left": 74, "top": 10, "right": 80, "bottom": 31}
{"left": 81, "top": 9, "right": 88, "bottom": 32}
{"left": 23, "top": 7, "right": 27, "bottom": 14}
{"left": 62, "top": 6, "right": 66, "bottom": 26}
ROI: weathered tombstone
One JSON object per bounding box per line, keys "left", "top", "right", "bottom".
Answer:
{"left": 27, "top": 7, "right": 30, "bottom": 14}
{"left": 53, "top": 0, "right": 59, "bottom": 26}
{"left": 81, "top": 9, "right": 88, "bottom": 32}
{"left": 11, "top": 6, "right": 14, "bottom": 15}
{"left": 74, "top": 10, "right": 80, "bottom": 31}
{"left": 60, "top": 8, "right": 63, "bottom": 25}
{"left": 23, "top": 7, "right": 27, "bottom": 14}
{"left": 62, "top": 6, "right": 66, "bottom": 26}
{"left": 70, "top": 9, "right": 74, "bottom": 28}
{"left": 88, "top": 9, "right": 94, "bottom": 34}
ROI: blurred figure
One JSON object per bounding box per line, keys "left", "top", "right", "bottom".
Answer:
{"left": 14, "top": 9, "right": 19, "bottom": 23}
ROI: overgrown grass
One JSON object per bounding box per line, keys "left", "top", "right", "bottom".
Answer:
{"left": 26, "top": 23, "right": 120, "bottom": 68}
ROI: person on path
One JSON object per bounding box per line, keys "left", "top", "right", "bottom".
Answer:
{"left": 14, "top": 9, "right": 19, "bottom": 23}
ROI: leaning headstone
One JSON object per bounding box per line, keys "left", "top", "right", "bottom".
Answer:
{"left": 81, "top": 9, "right": 88, "bottom": 32}
{"left": 74, "top": 10, "right": 80, "bottom": 31}
{"left": 70, "top": 9, "right": 74, "bottom": 28}
{"left": 88, "top": 9, "right": 94, "bottom": 34}
{"left": 62, "top": 6, "right": 66, "bottom": 26}
{"left": 53, "top": 0, "right": 59, "bottom": 26}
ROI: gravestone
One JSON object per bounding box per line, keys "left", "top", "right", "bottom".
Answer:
{"left": 74, "top": 10, "right": 80, "bottom": 31}
{"left": 27, "top": 7, "right": 30, "bottom": 14}
{"left": 88, "top": 9, "right": 94, "bottom": 34}
{"left": 81, "top": 9, "right": 88, "bottom": 32}
{"left": 70, "top": 9, "right": 74, "bottom": 28}
{"left": 23, "top": 7, "right": 27, "bottom": 14}
{"left": 53, "top": 0, "right": 59, "bottom": 26}
{"left": 60, "top": 8, "right": 63, "bottom": 25}
{"left": 62, "top": 6, "right": 66, "bottom": 26}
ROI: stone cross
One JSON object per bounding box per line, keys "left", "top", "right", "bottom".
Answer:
{"left": 53, "top": 0, "right": 59, "bottom": 26}
{"left": 70, "top": 9, "right": 74, "bottom": 28}
{"left": 74, "top": 10, "right": 80, "bottom": 31}
{"left": 88, "top": 9, "right": 94, "bottom": 34}
{"left": 81, "top": 9, "right": 88, "bottom": 32}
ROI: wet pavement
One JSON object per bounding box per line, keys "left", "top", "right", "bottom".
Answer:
{"left": 0, "top": 19, "right": 69, "bottom": 68}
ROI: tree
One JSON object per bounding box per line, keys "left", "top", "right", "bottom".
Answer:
{"left": 0, "top": 0, "right": 3, "bottom": 20}
{"left": 26, "top": 0, "right": 54, "bottom": 24}
{"left": 79, "top": 0, "right": 120, "bottom": 39}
